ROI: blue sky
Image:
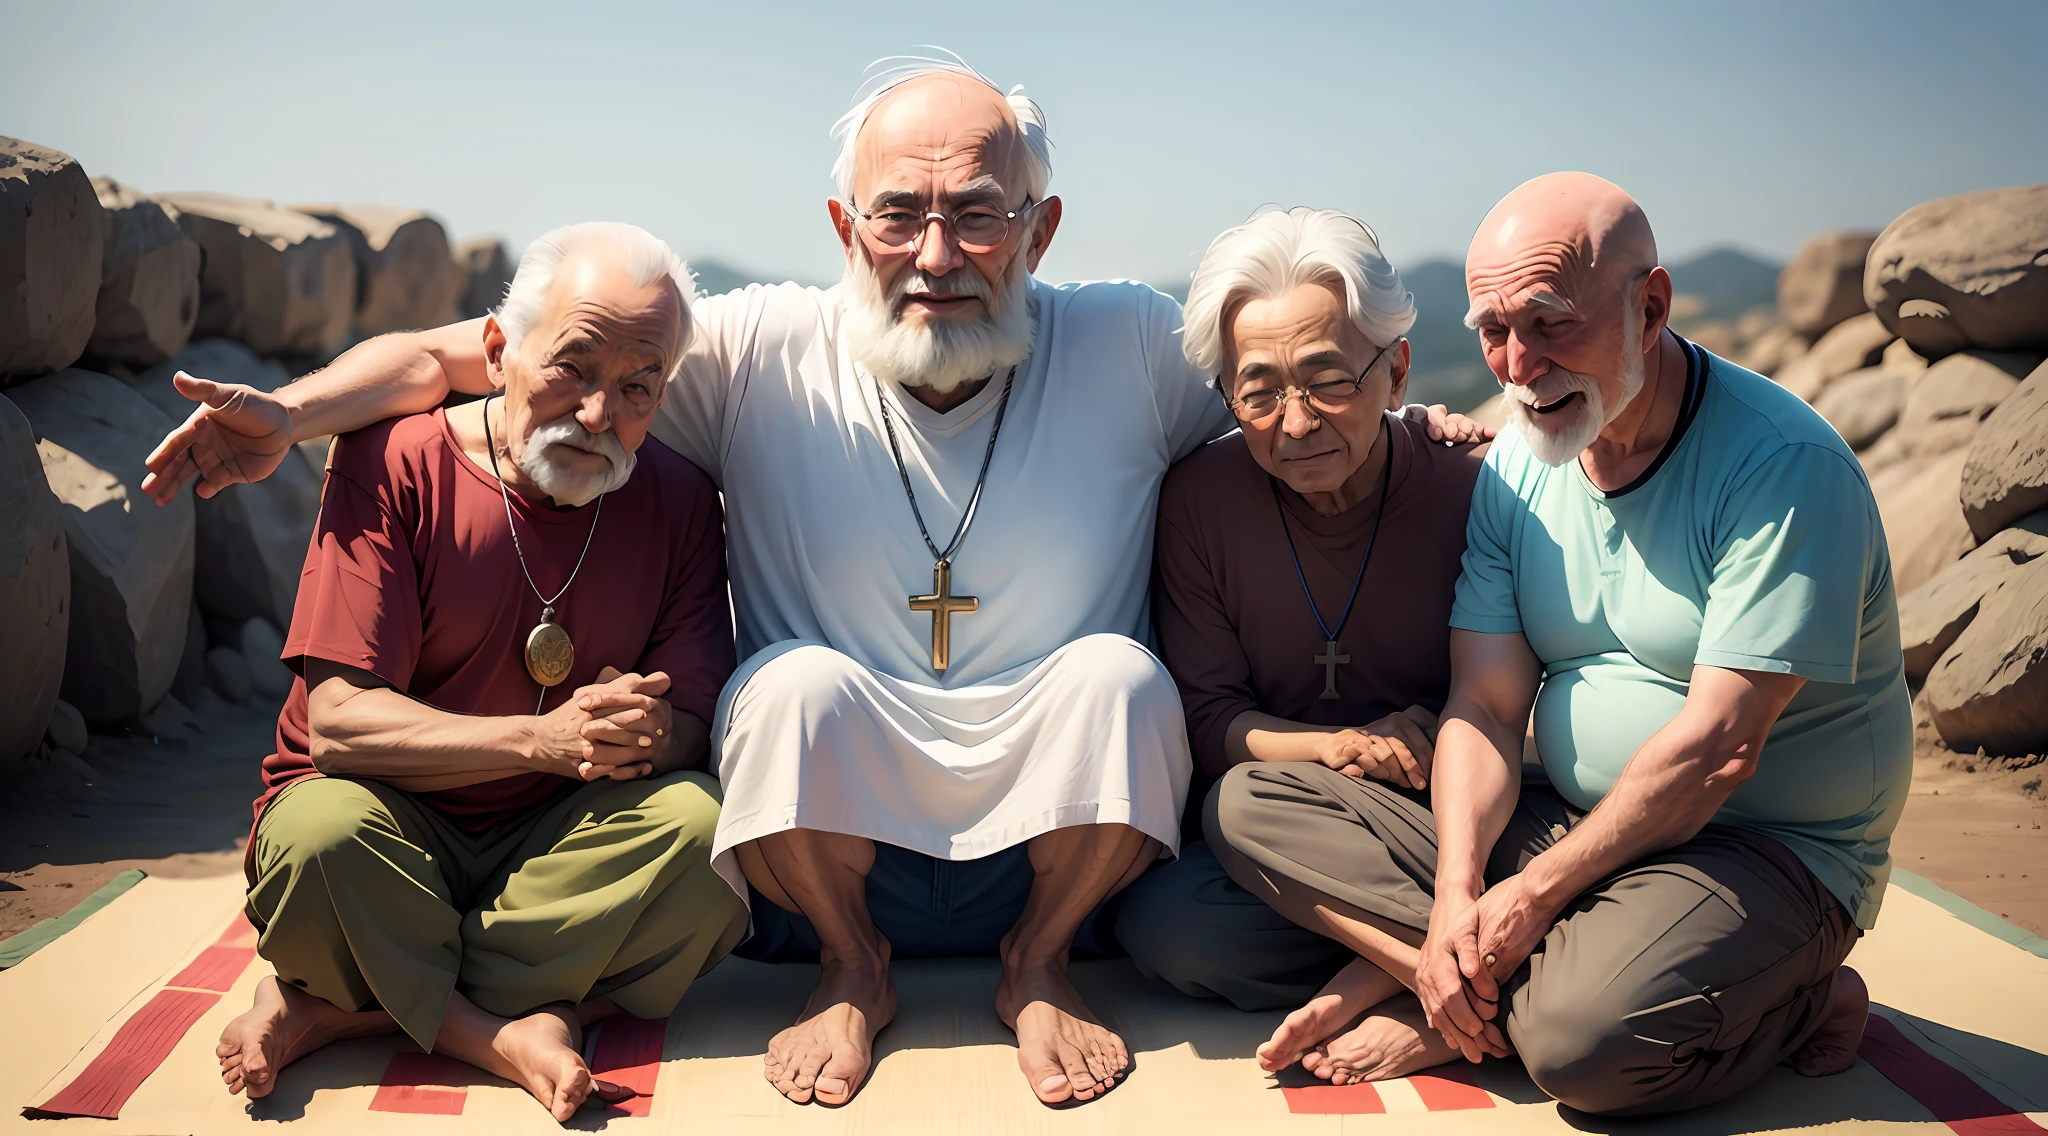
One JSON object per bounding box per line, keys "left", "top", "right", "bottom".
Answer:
{"left": 10, "top": 0, "right": 2044, "bottom": 285}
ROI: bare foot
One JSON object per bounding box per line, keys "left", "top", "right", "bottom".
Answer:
{"left": 1789, "top": 965, "right": 1868, "bottom": 1077}
{"left": 1307, "top": 995, "right": 1460, "bottom": 1084}
{"left": 1258, "top": 958, "right": 1397, "bottom": 1073}
{"left": 764, "top": 956, "right": 896, "bottom": 1106}
{"left": 216, "top": 975, "right": 395, "bottom": 1098}
{"left": 996, "top": 961, "right": 1129, "bottom": 1105}
{"left": 491, "top": 1007, "right": 596, "bottom": 1122}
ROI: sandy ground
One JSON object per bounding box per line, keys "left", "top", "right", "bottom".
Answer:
{"left": 4, "top": 688, "right": 2046, "bottom": 943}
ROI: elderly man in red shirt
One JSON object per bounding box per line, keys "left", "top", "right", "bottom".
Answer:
{"left": 186, "top": 223, "right": 744, "bottom": 1121}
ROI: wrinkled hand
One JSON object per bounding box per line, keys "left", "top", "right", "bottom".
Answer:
{"left": 1458, "top": 874, "right": 1554, "bottom": 1015}
{"left": 573, "top": 667, "right": 675, "bottom": 780}
{"left": 1422, "top": 403, "right": 1496, "bottom": 447}
{"left": 1417, "top": 896, "right": 1514, "bottom": 1064}
{"left": 140, "top": 372, "right": 295, "bottom": 505}
{"left": 1313, "top": 706, "right": 1437, "bottom": 789}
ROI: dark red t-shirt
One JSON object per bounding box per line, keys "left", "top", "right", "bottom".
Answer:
{"left": 258, "top": 408, "right": 737, "bottom": 832}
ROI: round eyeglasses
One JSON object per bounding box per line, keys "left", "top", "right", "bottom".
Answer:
{"left": 846, "top": 197, "right": 1039, "bottom": 254}
{"left": 1223, "top": 339, "right": 1403, "bottom": 423}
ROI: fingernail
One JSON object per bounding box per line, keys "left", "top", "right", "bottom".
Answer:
{"left": 639, "top": 737, "right": 651, "bottom": 747}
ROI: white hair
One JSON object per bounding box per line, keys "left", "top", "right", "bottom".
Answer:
{"left": 830, "top": 50, "right": 1053, "bottom": 205}
{"left": 496, "top": 221, "right": 696, "bottom": 376}
{"left": 1181, "top": 207, "right": 1417, "bottom": 377}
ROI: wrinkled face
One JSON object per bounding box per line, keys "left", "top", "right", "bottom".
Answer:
{"left": 485, "top": 252, "right": 683, "bottom": 505}
{"left": 1225, "top": 281, "right": 1407, "bottom": 496}
{"left": 1465, "top": 235, "right": 1645, "bottom": 466}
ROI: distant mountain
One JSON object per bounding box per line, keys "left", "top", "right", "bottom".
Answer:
{"left": 1667, "top": 247, "right": 1781, "bottom": 324}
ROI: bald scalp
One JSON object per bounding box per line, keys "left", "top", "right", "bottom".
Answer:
{"left": 1465, "top": 172, "right": 1658, "bottom": 320}
{"left": 850, "top": 71, "right": 1031, "bottom": 206}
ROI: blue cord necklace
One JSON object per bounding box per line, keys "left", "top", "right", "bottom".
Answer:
{"left": 1271, "top": 415, "right": 1392, "bottom": 700}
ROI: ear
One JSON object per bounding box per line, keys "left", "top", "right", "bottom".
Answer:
{"left": 481, "top": 316, "right": 511, "bottom": 392}
{"left": 828, "top": 197, "right": 856, "bottom": 257}
{"left": 1022, "top": 196, "right": 1062, "bottom": 274}
{"left": 1638, "top": 267, "right": 1674, "bottom": 351}
{"left": 1387, "top": 337, "right": 1412, "bottom": 408}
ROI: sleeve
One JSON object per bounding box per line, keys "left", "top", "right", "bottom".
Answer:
{"left": 637, "top": 477, "right": 740, "bottom": 727}
{"left": 1695, "top": 445, "right": 1874, "bottom": 683}
{"left": 282, "top": 439, "right": 423, "bottom": 689}
{"left": 1139, "top": 285, "right": 1239, "bottom": 462}
{"left": 1153, "top": 496, "right": 1258, "bottom": 781}
{"left": 651, "top": 285, "right": 760, "bottom": 484}
{"left": 1448, "top": 449, "right": 1524, "bottom": 635}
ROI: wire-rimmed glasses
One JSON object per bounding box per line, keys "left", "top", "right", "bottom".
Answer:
{"left": 1223, "top": 339, "right": 1402, "bottom": 423}
{"left": 846, "top": 197, "right": 1039, "bottom": 254}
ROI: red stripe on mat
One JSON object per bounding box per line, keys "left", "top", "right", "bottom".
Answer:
{"left": 1410, "top": 1066, "right": 1495, "bottom": 1110}
{"left": 217, "top": 912, "right": 258, "bottom": 948}
{"left": 1860, "top": 1015, "right": 2046, "bottom": 1136}
{"left": 589, "top": 1015, "right": 665, "bottom": 1116}
{"left": 1282, "top": 1082, "right": 1386, "bottom": 1114}
{"left": 30, "top": 989, "right": 221, "bottom": 1119}
{"left": 166, "top": 945, "right": 257, "bottom": 993}
{"left": 370, "top": 1053, "right": 470, "bottom": 1115}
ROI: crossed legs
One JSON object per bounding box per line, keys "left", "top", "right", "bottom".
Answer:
{"left": 739, "top": 822, "right": 1157, "bottom": 1106}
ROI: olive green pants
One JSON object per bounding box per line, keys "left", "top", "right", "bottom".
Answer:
{"left": 247, "top": 772, "right": 748, "bottom": 1050}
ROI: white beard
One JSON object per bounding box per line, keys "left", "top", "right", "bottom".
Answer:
{"left": 519, "top": 415, "right": 637, "bottom": 507}
{"left": 842, "top": 239, "right": 1035, "bottom": 395}
{"left": 1502, "top": 308, "right": 1646, "bottom": 468}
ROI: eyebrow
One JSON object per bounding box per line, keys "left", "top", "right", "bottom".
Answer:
{"left": 1463, "top": 290, "right": 1578, "bottom": 329}
{"left": 867, "top": 176, "right": 1012, "bottom": 212}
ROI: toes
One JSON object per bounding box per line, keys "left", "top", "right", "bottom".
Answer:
{"left": 1021, "top": 1046, "right": 1072, "bottom": 1104}
{"left": 1057, "top": 1039, "right": 1098, "bottom": 1101}
{"left": 815, "top": 1046, "right": 867, "bottom": 1105}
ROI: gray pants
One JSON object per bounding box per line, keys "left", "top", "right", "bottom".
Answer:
{"left": 1120, "top": 764, "right": 1857, "bottom": 1117}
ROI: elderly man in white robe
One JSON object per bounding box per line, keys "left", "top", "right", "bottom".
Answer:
{"left": 139, "top": 55, "right": 1485, "bottom": 1108}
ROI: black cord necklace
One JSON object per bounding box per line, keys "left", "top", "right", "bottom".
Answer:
{"left": 873, "top": 368, "right": 1016, "bottom": 673}
{"left": 1273, "top": 415, "right": 1393, "bottom": 700}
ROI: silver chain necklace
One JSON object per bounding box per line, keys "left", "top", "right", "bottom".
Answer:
{"left": 483, "top": 393, "right": 605, "bottom": 709}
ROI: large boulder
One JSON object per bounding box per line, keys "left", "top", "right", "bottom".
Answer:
{"left": 130, "top": 339, "right": 320, "bottom": 628}
{"left": 1871, "top": 446, "right": 1977, "bottom": 594}
{"left": 154, "top": 193, "right": 356, "bottom": 358}
{"left": 1960, "top": 358, "right": 2048, "bottom": 542}
{"left": 1814, "top": 367, "right": 1908, "bottom": 451}
{"left": 1866, "top": 184, "right": 2048, "bottom": 360}
{"left": 11, "top": 370, "right": 194, "bottom": 726}
{"left": 0, "top": 392, "right": 69, "bottom": 775}
{"left": 455, "top": 235, "right": 513, "bottom": 320}
{"left": 1772, "top": 312, "right": 1893, "bottom": 403}
{"left": 85, "top": 178, "right": 202, "bottom": 369}
{"left": 1924, "top": 549, "right": 2048, "bottom": 757}
{"left": 1777, "top": 231, "right": 1877, "bottom": 339}
{"left": 1898, "top": 513, "right": 2048, "bottom": 685}
{"left": 1890, "top": 351, "right": 2035, "bottom": 460}
{"left": 294, "top": 204, "right": 463, "bottom": 336}
{"left": 1737, "top": 323, "right": 1806, "bottom": 378}
{"left": 0, "top": 138, "right": 105, "bottom": 385}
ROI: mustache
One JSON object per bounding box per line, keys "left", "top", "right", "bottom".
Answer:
{"left": 893, "top": 267, "right": 993, "bottom": 307}
{"left": 1500, "top": 368, "right": 1599, "bottom": 407}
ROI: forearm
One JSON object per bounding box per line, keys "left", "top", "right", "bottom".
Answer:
{"left": 281, "top": 321, "right": 486, "bottom": 442}
{"left": 1430, "top": 697, "right": 1523, "bottom": 902}
{"left": 1225, "top": 710, "right": 1345, "bottom": 765}
{"left": 309, "top": 684, "right": 538, "bottom": 790}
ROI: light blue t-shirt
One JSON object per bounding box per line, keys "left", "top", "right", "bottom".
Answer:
{"left": 1449, "top": 341, "right": 1912, "bottom": 929}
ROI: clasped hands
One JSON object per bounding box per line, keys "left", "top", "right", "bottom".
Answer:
{"left": 1414, "top": 874, "right": 1557, "bottom": 1064}
{"left": 533, "top": 667, "right": 676, "bottom": 782}
{"left": 1314, "top": 706, "right": 1437, "bottom": 790}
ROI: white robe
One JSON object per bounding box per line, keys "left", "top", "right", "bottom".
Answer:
{"left": 652, "top": 279, "right": 1234, "bottom": 901}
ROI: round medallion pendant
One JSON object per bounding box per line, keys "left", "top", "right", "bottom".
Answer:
{"left": 524, "top": 621, "right": 575, "bottom": 687}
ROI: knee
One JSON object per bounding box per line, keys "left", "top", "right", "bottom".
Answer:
{"left": 1513, "top": 987, "right": 1647, "bottom": 1115}
{"left": 633, "top": 771, "right": 726, "bottom": 853}
{"left": 257, "top": 778, "right": 386, "bottom": 869}
{"left": 1052, "top": 634, "right": 1174, "bottom": 701}
{"left": 739, "top": 642, "right": 866, "bottom": 710}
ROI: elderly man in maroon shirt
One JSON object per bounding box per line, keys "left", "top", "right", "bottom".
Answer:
{"left": 184, "top": 223, "right": 745, "bottom": 1122}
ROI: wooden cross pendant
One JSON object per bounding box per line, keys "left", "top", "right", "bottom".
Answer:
{"left": 908, "top": 559, "right": 978, "bottom": 673}
{"left": 1315, "top": 639, "right": 1350, "bottom": 699}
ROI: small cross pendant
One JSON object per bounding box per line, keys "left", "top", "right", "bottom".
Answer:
{"left": 1315, "top": 639, "right": 1350, "bottom": 699}
{"left": 908, "top": 559, "right": 979, "bottom": 673}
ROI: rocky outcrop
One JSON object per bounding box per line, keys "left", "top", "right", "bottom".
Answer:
{"left": 1865, "top": 184, "right": 2048, "bottom": 360}
{"left": 456, "top": 235, "right": 513, "bottom": 320}
{"left": 155, "top": 193, "right": 357, "bottom": 358}
{"left": 0, "top": 392, "right": 70, "bottom": 774}
{"left": 130, "top": 340, "right": 320, "bottom": 628}
{"left": 10, "top": 370, "right": 194, "bottom": 726}
{"left": 1773, "top": 312, "right": 1893, "bottom": 403}
{"left": 1737, "top": 324, "right": 1806, "bottom": 378}
{"left": 1778, "top": 231, "right": 1877, "bottom": 339}
{"left": 1814, "top": 367, "right": 1907, "bottom": 451}
{"left": 295, "top": 204, "right": 462, "bottom": 336}
{"left": 86, "top": 178, "right": 202, "bottom": 369}
{"left": 1, "top": 138, "right": 105, "bottom": 385}
{"left": 1890, "top": 351, "right": 2034, "bottom": 460}
{"left": 1924, "top": 545, "right": 2048, "bottom": 757}
{"left": 1898, "top": 513, "right": 2048, "bottom": 685}
{"left": 1960, "top": 358, "right": 2048, "bottom": 542}
{"left": 1871, "top": 446, "right": 1977, "bottom": 595}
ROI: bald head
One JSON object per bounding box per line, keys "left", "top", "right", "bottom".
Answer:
{"left": 849, "top": 72, "right": 1031, "bottom": 209}
{"left": 1465, "top": 172, "right": 1657, "bottom": 326}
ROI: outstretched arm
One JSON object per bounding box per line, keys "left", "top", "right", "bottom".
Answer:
{"left": 141, "top": 319, "right": 494, "bottom": 504}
